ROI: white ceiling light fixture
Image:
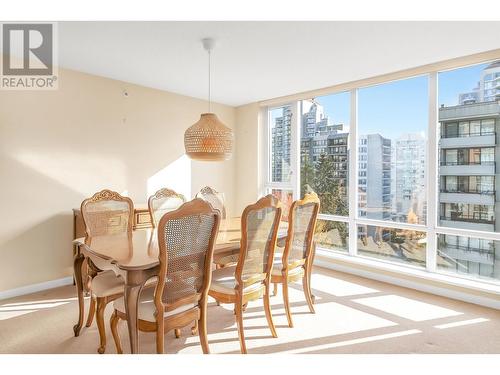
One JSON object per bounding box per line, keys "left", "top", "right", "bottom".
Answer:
{"left": 184, "top": 38, "right": 233, "bottom": 161}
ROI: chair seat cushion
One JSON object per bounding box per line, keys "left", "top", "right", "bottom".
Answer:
{"left": 91, "top": 271, "right": 124, "bottom": 297}
{"left": 113, "top": 287, "right": 196, "bottom": 322}
{"left": 271, "top": 263, "right": 305, "bottom": 277}
{"left": 271, "top": 250, "right": 305, "bottom": 277}
{"left": 209, "top": 266, "right": 263, "bottom": 295}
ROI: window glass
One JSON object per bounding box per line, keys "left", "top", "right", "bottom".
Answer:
{"left": 357, "top": 225, "right": 426, "bottom": 267}
{"left": 300, "top": 92, "right": 350, "bottom": 216}
{"left": 358, "top": 76, "right": 428, "bottom": 224}
{"left": 270, "top": 106, "right": 292, "bottom": 183}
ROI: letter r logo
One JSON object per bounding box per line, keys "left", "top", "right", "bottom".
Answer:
{"left": 2, "top": 24, "right": 53, "bottom": 76}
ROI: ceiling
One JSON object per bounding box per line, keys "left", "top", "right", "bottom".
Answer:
{"left": 58, "top": 21, "right": 500, "bottom": 107}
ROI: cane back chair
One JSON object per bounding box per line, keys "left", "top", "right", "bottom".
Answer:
{"left": 271, "top": 192, "right": 320, "bottom": 328}
{"left": 80, "top": 189, "right": 133, "bottom": 353}
{"left": 208, "top": 195, "right": 282, "bottom": 354}
{"left": 110, "top": 198, "right": 221, "bottom": 354}
{"left": 148, "top": 188, "right": 186, "bottom": 227}
{"left": 196, "top": 186, "right": 226, "bottom": 219}
{"left": 148, "top": 187, "right": 194, "bottom": 339}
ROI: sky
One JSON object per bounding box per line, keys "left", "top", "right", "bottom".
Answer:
{"left": 312, "top": 62, "right": 489, "bottom": 140}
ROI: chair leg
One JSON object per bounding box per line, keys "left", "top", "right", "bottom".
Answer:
{"left": 191, "top": 319, "right": 199, "bottom": 335}
{"left": 198, "top": 301, "right": 210, "bottom": 354}
{"left": 282, "top": 281, "right": 293, "bottom": 328}
{"left": 302, "top": 274, "right": 315, "bottom": 314}
{"left": 263, "top": 283, "right": 278, "bottom": 338}
{"left": 235, "top": 299, "right": 247, "bottom": 354}
{"left": 174, "top": 328, "right": 181, "bottom": 338}
{"left": 273, "top": 283, "right": 278, "bottom": 296}
{"left": 96, "top": 297, "right": 107, "bottom": 354}
{"left": 156, "top": 316, "right": 164, "bottom": 354}
{"left": 110, "top": 310, "right": 123, "bottom": 354}
{"left": 85, "top": 296, "right": 96, "bottom": 327}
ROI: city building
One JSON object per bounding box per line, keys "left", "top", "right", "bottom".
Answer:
{"left": 458, "top": 61, "right": 500, "bottom": 105}
{"left": 438, "top": 99, "right": 500, "bottom": 278}
{"left": 358, "top": 134, "right": 392, "bottom": 220}
{"left": 391, "top": 133, "right": 426, "bottom": 224}
{"left": 271, "top": 106, "right": 292, "bottom": 182}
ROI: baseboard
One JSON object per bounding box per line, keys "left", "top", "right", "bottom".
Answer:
{"left": 0, "top": 276, "right": 74, "bottom": 301}
{"left": 315, "top": 257, "right": 500, "bottom": 310}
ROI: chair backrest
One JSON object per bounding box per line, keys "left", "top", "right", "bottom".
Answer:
{"left": 196, "top": 186, "right": 227, "bottom": 219}
{"left": 235, "top": 195, "right": 282, "bottom": 290}
{"left": 81, "top": 189, "right": 134, "bottom": 237}
{"left": 148, "top": 188, "right": 187, "bottom": 227}
{"left": 281, "top": 192, "right": 320, "bottom": 271}
{"left": 155, "top": 198, "right": 220, "bottom": 312}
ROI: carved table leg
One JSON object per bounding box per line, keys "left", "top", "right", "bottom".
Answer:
{"left": 124, "top": 279, "right": 143, "bottom": 354}
{"left": 73, "top": 250, "right": 85, "bottom": 337}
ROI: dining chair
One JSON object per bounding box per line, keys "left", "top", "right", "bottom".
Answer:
{"left": 196, "top": 186, "right": 226, "bottom": 219}
{"left": 208, "top": 195, "right": 282, "bottom": 354}
{"left": 80, "top": 189, "right": 133, "bottom": 354}
{"left": 110, "top": 198, "right": 221, "bottom": 354}
{"left": 148, "top": 188, "right": 186, "bottom": 226}
{"left": 148, "top": 187, "right": 192, "bottom": 339}
{"left": 271, "top": 192, "right": 320, "bottom": 328}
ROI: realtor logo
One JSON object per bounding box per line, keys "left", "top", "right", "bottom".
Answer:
{"left": 1, "top": 22, "right": 58, "bottom": 90}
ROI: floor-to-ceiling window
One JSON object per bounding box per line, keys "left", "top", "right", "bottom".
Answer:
{"left": 263, "top": 56, "right": 500, "bottom": 285}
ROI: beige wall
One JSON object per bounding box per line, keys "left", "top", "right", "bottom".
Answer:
{"left": 234, "top": 103, "right": 263, "bottom": 214}
{"left": 0, "top": 68, "right": 236, "bottom": 292}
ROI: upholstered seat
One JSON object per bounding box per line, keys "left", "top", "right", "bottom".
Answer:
{"left": 209, "top": 266, "right": 263, "bottom": 295}
{"left": 91, "top": 271, "right": 124, "bottom": 297}
{"left": 113, "top": 287, "right": 196, "bottom": 322}
{"left": 271, "top": 263, "right": 304, "bottom": 277}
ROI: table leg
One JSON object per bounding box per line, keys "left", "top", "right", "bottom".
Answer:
{"left": 73, "top": 251, "right": 85, "bottom": 337}
{"left": 124, "top": 282, "right": 142, "bottom": 354}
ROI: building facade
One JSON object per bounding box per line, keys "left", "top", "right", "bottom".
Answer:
{"left": 438, "top": 100, "right": 500, "bottom": 278}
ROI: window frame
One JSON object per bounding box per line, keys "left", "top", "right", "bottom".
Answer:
{"left": 261, "top": 51, "right": 500, "bottom": 286}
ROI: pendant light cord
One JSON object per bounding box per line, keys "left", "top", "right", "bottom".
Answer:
{"left": 208, "top": 48, "right": 211, "bottom": 113}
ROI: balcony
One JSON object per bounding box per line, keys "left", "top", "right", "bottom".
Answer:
{"left": 440, "top": 191, "right": 495, "bottom": 205}
{"left": 440, "top": 214, "right": 495, "bottom": 232}
{"left": 439, "top": 245, "right": 495, "bottom": 265}
{"left": 439, "top": 161, "right": 495, "bottom": 176}
{"left": 440, "top": 132, "right": 496, "bottom": 148}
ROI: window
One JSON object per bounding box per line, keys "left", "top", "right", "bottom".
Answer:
{"left": 358, "top": 76, "right": 428, "bottom": 225}
{"left": 265, "top": 57, "right": 500, "bottom": 285}
{"left": 299, "top": 92, "right": 350, "bottom": 216}
{"left": 357, "top": 224, "right": 426, "bottom": 267}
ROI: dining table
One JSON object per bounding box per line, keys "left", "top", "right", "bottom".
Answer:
{"left": 73, "top": 217, "right": 288, "bottom": 354}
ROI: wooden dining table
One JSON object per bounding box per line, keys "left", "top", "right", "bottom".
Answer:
{"left": 73, "top": 217, "right": 288, "bottom": 354}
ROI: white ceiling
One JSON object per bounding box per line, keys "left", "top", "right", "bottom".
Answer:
{"left": 58, "top": 21, "right": 500, "bottom": 107}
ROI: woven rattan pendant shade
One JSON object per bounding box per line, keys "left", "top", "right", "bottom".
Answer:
{"left": 184, "top": 38, "right": 233, "bottom": 161}
{"left": 184, "top": 113, "right": 233, "bottom": 161}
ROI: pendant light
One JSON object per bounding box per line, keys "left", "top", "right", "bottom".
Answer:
{"left": 184, "top": 38, "right": 233, "bottom": 161}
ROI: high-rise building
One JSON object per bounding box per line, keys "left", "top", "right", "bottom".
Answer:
{"left": 300, "top": 101, "right": 348, "bottom": 195}
{"left": 438, "top": 99, "right": 500, "bottom": 278}
{"left": 458, "top": 61, "right": 500, "bottom": 105}
{"left": 358, "top": 134, "right": 392, "bottom": 220}
{"left": 271, "top": 106, "right": 292, "bottom": 182}
{"left": 392, "top": 133, "right": 426, "bottom": 224}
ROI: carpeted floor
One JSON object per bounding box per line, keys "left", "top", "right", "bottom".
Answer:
{"left": 1, "top": 266, "right": 500, "bottom": 354}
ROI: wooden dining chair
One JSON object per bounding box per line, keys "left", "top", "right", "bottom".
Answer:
{"left": 148, "top": 188, "right": 186, "bottom": 227}
{"left": 208, "top": 195, "right": 282, "bottom": 354}
{"left": 148, "top": 187, "right": 193, "bottom": 339}
{"left": 80, "top": 189, "right": 133, "bottom": 353}
{"left": 196, "top": 186, "right": 227, "bottom": 219}
{"left": 110, "top": 198, "right": 221, "bottom": 354}
{"left": 271, "top": 192, "right": 320, "bottom": 328}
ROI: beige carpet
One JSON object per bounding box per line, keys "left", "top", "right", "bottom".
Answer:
{"left": 1, "top": 266, "right": 500, "bottom": 354}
